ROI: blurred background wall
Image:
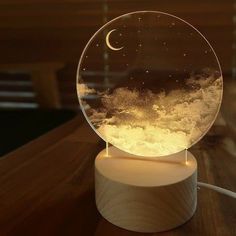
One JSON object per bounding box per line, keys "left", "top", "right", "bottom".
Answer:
{"left": 0, "top": 0, "right": 235, "bottom": 155}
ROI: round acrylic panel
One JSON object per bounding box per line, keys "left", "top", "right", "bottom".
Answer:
{"left": 77, "top": 11, "right": 223, "bottom": 157}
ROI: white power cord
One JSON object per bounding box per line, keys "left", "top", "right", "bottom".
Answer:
{"left": 197, "top": 182, "right": 236, "bottom": 199}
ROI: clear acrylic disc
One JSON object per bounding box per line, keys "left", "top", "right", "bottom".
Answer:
{"left": 77, "top": 11, "right": 223, "bottom": 157}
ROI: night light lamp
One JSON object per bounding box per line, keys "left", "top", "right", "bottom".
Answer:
{"left": 76, "top": 11, "right": 223, "bottom": 232}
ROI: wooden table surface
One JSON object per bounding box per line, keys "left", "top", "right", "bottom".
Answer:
{"left": 0, "top": 115, "right": 235, "bottom": 236}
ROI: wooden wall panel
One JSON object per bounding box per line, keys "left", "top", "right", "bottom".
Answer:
{"left": 0, "top": 0, "right": 234, "bottom": 109}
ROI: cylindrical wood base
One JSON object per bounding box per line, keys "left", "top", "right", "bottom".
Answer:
{"left": 95, "top": 146, "right": 197, "bottom": 233}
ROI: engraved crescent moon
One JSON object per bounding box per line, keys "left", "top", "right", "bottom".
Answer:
{"left": 105, "top": 29, "right": 124, "bottom": 51}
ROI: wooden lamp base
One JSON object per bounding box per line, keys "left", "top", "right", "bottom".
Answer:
{"left": 95, "top": 146, "right": 197, "bottom": 233}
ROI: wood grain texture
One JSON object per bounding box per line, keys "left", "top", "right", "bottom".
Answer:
{"left": 95, "top": 148, "right": 197, "bottom": 232}
{"left": 0, "top": 114, "right": 235, "bottom": 235}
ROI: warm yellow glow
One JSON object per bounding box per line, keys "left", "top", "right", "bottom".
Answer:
{"left": 105, "top": 29, "right": 124, "bottom": 51}
{"left": 79, "top": 75, "right": 222, "bottom": 157}
{"left": 99, "top": 124, "right": 188, "bottom": 157}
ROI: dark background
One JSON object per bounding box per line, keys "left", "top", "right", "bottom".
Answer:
{"left": 0, "top": 0, "right": 235, "bottom": 156}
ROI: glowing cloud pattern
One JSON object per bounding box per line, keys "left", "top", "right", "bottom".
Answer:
{"left": 78, "top": 73, "right": 222, "bottom": 156}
